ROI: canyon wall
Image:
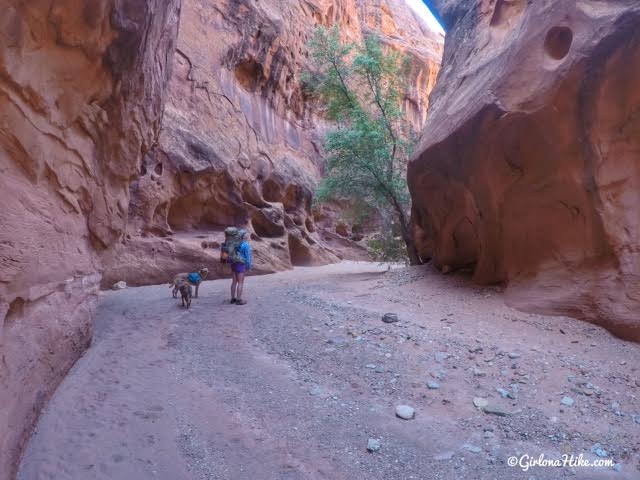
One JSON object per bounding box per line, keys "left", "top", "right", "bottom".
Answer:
{"left": 0, "top": 1, "right": 441, "bottom": 475}
{"left": 103, "top": 0, "right": 443, "bottom": 287}
{"left": 0, "top": 1, "right": 181, "bottom": 476}
{"left": 409, "top": 0, "right": 640, "bottom": 340}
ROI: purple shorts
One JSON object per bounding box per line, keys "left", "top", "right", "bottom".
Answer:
{"left": 231, "top": 262, "right": 246, "bottom": 273}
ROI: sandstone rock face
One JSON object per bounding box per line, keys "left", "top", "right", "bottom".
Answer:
{"left": 409, "top": 1, "right": 640, "bottom": 340}
{"left": 0, "top": 1, "right": 440, "bottom": 473}
{"left": 110, "top": 0, "right": 443, "bottom": 285}
{"left": 0, "top": 1, "right": 181, "bottom": 475}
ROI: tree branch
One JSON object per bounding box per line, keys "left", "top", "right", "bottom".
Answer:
{"left": 363, "top": 69, "right": 398, "bottom": 179}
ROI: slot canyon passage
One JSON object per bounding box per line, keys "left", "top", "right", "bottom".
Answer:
{"left": 1, "top": 1, "right": 639, "bottom": 480}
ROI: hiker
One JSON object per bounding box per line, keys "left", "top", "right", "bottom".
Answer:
{"left": 221, "top": 227, "right": 252, "bottom": 305}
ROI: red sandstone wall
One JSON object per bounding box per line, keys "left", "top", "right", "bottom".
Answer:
{"left": 409, "top": 0, "right": 640, "bottom": 340}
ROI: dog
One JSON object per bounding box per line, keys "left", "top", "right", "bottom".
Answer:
{"left": 170, "top": 267, "right": 209, "bottom": 298}
{"left": 177, "top": 280, "right": 192, "bottom": 309}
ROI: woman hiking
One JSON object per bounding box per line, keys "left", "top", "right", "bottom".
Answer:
{"left": 228, "top": 229, "right": 252, "bottom": 305}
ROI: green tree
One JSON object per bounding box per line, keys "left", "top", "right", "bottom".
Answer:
{"left": 303, "top": 26, "right": 421, "bottom": 265}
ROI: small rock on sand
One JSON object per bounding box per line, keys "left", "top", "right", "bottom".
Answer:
{"left": 496, "top": 387, "right": 514, "bottom": 399}
{"left": 483, "top": 404, "right": 511, "bottom": 417}
{"left": 308, "top": 385, "right": 322, "bottom": 396}
{"left": 591, "top": 443, "right": 608, "bottom": 458}
{"left": 473, "top": 397, "right": 489, "bottom": 409}
{"left": 395, "top": 405, "right": 415, "bottom": 420}
{"left": 382, "top": 313, "right": 399, "bottom": 323}
{"left": 367, "top": 438, "right": 381, "bottom": 452}
{"left": 561, "top": 396, "right": 575, "bottom": 407}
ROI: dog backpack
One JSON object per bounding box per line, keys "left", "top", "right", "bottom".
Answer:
{"left": 223, "top": 227, "right": 245, "bottom": 264}
{"left": 187, "top": 272, "right": 201, "bottom": 284}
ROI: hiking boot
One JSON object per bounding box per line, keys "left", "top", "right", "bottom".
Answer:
{"left": 230, "top": 298, "right": 236, "bottom": 304}
{"left": 236, "top": 299, "right": 247, "bottom": 305}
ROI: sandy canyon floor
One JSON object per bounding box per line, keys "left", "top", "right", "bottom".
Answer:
{"left": 17, "top": 262, "right": 640, "bottom": 480}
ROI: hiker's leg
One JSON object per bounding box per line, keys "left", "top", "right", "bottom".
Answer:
{"left": 230, "top": 271, "right": 238, "bottom": 300}
{"left": 236, "top": 272, "right": 245, "bottom": 301}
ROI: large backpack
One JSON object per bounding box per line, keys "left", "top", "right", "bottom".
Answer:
{"left": 221, "top": 227, "right": 245, "bottom": 264}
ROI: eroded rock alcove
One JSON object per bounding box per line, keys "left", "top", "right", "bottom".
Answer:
{"left": 409, "top": 0, "right": 640, "bottom": 340}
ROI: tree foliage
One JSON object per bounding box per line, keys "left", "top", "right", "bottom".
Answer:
{"left": 303, "top": 26, "right": 421, "bottom": 264}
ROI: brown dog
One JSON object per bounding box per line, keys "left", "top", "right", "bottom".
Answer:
{"left": 178, "top": 281, "right": 192, "bottom": 308}
{"left": 170, "top": 267, "right": 209, "bottom": 298}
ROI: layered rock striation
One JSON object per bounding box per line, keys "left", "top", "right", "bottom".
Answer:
{"left": 105, "top": 0, "right": 443, "bottom": 286}
{"left": 409, "top": 0, "right": 640, "bottom": 340}
{"left": 0, "top": 1, "right": 181, "bottom": 476}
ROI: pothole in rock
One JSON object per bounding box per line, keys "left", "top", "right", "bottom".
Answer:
{"left": 234, "top": 57, "right": 264, "bottom": 92}
{"left": 544, "top": 26, "right": 573, "bottom": 60}
{"left": 5, "top": 297, "right": 25, "bottom": 326}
